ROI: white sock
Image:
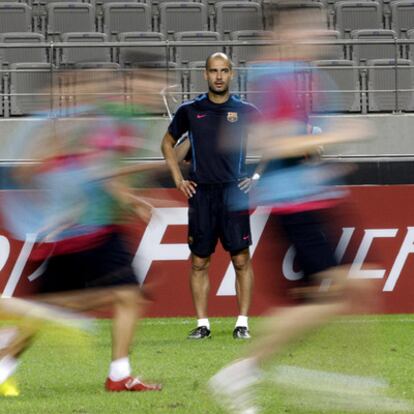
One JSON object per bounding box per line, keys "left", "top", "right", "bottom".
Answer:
{"left": 197, "top": 318, "right": 210, "bottom": 329}
{"left": 0, "top": 355, "right": 19, "bottom": 384}
{"left": 235, "top": 315, "right": 248, "bottom": 328}
{"left": 109, "top": 357, "right": 131, "bottom": 381}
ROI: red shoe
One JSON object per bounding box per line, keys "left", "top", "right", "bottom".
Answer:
{"left": 105, "top": 376, "right": 162, "bottom": 392}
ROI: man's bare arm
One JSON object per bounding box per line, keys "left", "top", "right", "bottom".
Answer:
{"left": 161, "top": 131, "right": 196, "bottom": 198}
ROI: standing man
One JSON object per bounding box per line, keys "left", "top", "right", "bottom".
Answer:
{"left": 161, "top": 53, "right": 258, "bottom": 340}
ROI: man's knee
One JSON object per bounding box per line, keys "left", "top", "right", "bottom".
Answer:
{"left": 113, "top": 287, "right": 141, "bottom": 307}
{"left": 231, "top": 250, "right": 251, "bottom": 272}
{"left": 191, "top": 255, "right": 211, "bottom": 273}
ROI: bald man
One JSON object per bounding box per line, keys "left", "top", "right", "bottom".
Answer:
{"left": 161, "top": 53, "right": 259, "bottom": 339}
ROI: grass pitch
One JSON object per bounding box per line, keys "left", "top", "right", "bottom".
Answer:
{"left": 1, "top": 315, "right": 414, "bottom": 414}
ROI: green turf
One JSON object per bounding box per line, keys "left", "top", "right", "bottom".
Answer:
{"left": 0, "top": 315, "right": 414, "bottom": 413}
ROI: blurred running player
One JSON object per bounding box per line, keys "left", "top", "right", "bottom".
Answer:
{"left": 208, "top": 7, "right": 377, "bottom": 414}
{"left": 0, "top": 67, "right": 168, "bottom": 395}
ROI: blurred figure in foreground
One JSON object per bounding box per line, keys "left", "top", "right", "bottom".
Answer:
{"left": 0, "top": 67, "right": 168, "bottom": 395}
{"left": 208, "top": 6, "right": 409, "bottom": 414}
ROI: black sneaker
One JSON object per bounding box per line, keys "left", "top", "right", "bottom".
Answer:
{"left": 187, "top": 326, "right": 211, "bottom": 340}
{"left": 233, "top": 326, "right": 251, "bottom": 339}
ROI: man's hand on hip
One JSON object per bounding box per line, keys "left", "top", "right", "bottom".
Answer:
{"left": 178, "top": 180, "right": 197, "bottom": 198}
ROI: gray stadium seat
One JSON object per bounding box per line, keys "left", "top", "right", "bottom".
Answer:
{"left": 406, "top": 29, "right": 414, "bottom": 60}
{"left": 61, "top": 63, "right": 121, "bottom": 111}
{"left": 268, "top": 0, "right": 328, "bottom": 29}
{"left": 0, "top": 3, "right": 31, "bottom": 33}
{"left": 351, "top": 29, "right": 397, "bottom": 64}
{"left": 0, "top": 33, "right": 46, "bottom": 66}
{"left": 391, "top": 0, "right": 414, "bottom": 38}
{"left": 311, "top": 59, "right": 361, "bottom": 112}
{"left": 9, "top": 62, "right": 55, "bottom": 115}
{"left": 103, "top": 2, "right": 151, "bottom": 40}
{"left": 367, "top": 58, "right": 414, "bottom": 111}
{"left": 187, "top": 60, "right": 208, "bottom": 98}
{"left": 159, "top": 2, "right": 208, "bottom": 39}
{"left": 313, "top": 30, "right": 344, "bottom": 60}
{"left": 230, "top": 30, "right": 273, "bottom": 64}
{"left": 174, "top": 31, "right": 221, "bottom": 65}
{"left": 60, "top": 32, "right": 111, "bottom": 66}
{"left": 335, "top": 1, "right": 382, "bottom": 38}
{"left": 47, "top": 3, "right": 95, "bottom": 41}
{"left": 215, "top": 1, "right": 263, "bottom": 39}
{"left": 34, "top": 0, "right": 83, "bottom": 35}
{"left": 92, "top": 0, "right": 139, "bottom": 32}
{"left": 151, "top": 0, "right": 195, "bottom": 31}
{"left": 118, "top": 32, "right": 167, "bottom": 67}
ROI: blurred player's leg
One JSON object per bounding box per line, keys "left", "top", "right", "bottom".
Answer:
{"left": 105, "top": 288, "right": 161, "bottom": 392}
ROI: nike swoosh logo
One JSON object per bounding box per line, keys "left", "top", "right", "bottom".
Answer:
{"left": 243, "top": 236, "right": 250, "bottom": 240}
{"left": 197, "top": 114, "right": 207, "bottom": 119}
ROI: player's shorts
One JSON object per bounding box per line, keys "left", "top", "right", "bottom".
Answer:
{"left": 39, "top": 232, "right": 138, "bottom": 293}
{"left": 277, "top": 209, "right": 338, "bottom": 281}
{"left": 188, "top": 182, "right": 251, "bottom": 258}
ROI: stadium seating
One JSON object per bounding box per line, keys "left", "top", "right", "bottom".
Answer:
{"left": 351, "top": 29, "right": 397, "bottom": 63}
{"left": 35, "top": 0, "right": 83, "bottom": 34}
{"left": 59, "top": 32, "right": 111, "bottom": 66}
{"left": 174, "top": 31, "right": 221, "bottom": 65}
{"left": 230, "top": 30, "right": 274, "bottom": 64}
{"left": 390, "top": 0, "right": 414, "bottom": 38}
{"left": 269, "top": 0, "right": 328, "bottom": 29}
{"left": 9, "top": 62, "right": 55, "bottom": 115}
{"left": 103, "top": 2, "right": 152, "bottom": 40}
{"left": 406, "top": 28, "right": 414, "bottom": 59}
{"left": 0, "top": 0, "right": 410, "bottom": 116}
{"left": 118, "top": 31, "right": 167, "bottom": 67}
{"left": 311, "top": 59, "right": 361, "bottom": 112}
{"left": 335, "top": 1, "right": 382, "bottom": 37}
{"left": 313, "top": 29, "right": 344, "bottom": 59}
{"left": 186, "top": 60, "right": 205, "bottom": 98}
{"left": 367, "top": 58, "right": 414, "bottom": 111}
{"left": 0, "top": 3, "right": 32, "bottom": 33}
{"left": 94, "top": 0, "right": 139, "bottom": 32}
{"left": 47, "top": 3, "right": 95, "bottom": 41}
{"left": 214, "top": 2, "right": 263, "bottom": 39}
{"left": 0, "top": 33, "right": 46, "bottom": 66}
{"left": 159, "top": 2, "right": 208, "bottom": 39}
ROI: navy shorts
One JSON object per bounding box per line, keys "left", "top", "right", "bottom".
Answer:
{"left": 39, "top": 232, "right": 139, "bottom": 293}
{"left": 188, "top": 182, "right": 252, "bottom": 258}
{"left": 277, "top": 209, "right": 338, "bottom": 281}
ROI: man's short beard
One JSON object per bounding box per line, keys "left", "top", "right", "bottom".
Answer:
{"left": 208, "top": 85, "right": 229, "bottom": 95}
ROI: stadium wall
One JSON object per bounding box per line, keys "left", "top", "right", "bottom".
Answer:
{"left": 1, "top": 114, "right": 413, "bottom": 316}
{"left": 0, "top": 186, "right": 414, "bottom": 316}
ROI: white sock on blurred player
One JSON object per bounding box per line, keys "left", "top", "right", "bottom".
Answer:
{"left": 197, "top": 318, "right": 210, "bottom": 329}
{"left": 109, "top": 357, "right": 131, "bottom": 381}
{"left": 0, "top": 355, "right": 19, "bottom": 384}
